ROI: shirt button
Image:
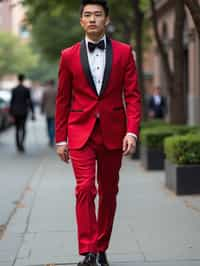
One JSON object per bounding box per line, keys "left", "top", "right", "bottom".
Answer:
{"left": 97, "top": 67, "right": 100, "bottom": 70}
{"left": 96, "top": 54, "right": 99, "bottom": 57}
{"left": 98, "top": 80, "right": 101, "bottom": 83}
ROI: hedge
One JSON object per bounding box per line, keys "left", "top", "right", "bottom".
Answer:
{"left": 140, "top": 127, "right": 174, "bottom": 149}
{"left": 164, "top": 134, "right": 200, "bottom": 165}
{"left": 140, "top": 125, "right": 200, "bottom": 149}
{"left": 141, "top": 119, "right": 168, "bottom": 129}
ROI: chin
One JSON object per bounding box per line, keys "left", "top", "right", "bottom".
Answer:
{"left": 87, "top": 29, "right": 98, "bottom": 34}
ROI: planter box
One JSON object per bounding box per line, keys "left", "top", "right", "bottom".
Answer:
{"left": 165, "top": 160, "right": 200, "bottom": 195}
{"left": 140, "top": 145, "right": 165, "bottom": 170}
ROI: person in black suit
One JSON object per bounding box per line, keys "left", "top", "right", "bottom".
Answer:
{"left": 10, "top": 74, "right": 35, "bottom": 152}
{"left": 148, "top": 86, "right": 167, "bottom": 119}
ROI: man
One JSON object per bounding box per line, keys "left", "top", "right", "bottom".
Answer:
{"left": 41, "top": 80, "right": 57, "bottom": 147}
{"left": 148, "top": 86, "right": 167, "bottom": 119}
{"left": 56, "top": 0, "right": 141, "bottom": 265}
{"left": 10, "top": 74, "right": 35, "bottom": 152}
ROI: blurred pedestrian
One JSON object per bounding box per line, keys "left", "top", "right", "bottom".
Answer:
{"left": 10, "top": 74, "right": 35, "bottom": 152}
{"left": 41, "top": 79, "right": 57, "bottom": 147}
{"left": 148, "top": 86, "right": 167, "bottom": 119}
{"left": 55, "top": 0, "right": 141, "bottom": 265}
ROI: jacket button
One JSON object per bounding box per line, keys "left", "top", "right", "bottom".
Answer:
{"left": 95, "top": 113, "right": 100, "bottom": 118}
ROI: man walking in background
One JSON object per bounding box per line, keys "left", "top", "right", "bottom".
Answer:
{"left": 10, "top": 74, "right": 35, "bottom": 152}
{"left": 148, "top": 86, "right": 167, "bottom": 119}
{"left": 41, "top": 79, "right": 57, "bottom": 147}
{"left": 56, "top": 0, "right": 141, "bottom": 265}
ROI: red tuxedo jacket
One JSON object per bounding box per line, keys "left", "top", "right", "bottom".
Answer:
{"left": 56, "top": 37, "right": 141, "bottom": 150}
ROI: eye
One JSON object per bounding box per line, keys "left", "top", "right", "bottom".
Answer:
{"left": 95, "top": 12, "right": 103, "bottom": 17}
{"left": 83, "top": 13, "right": 91, "bottom": 18}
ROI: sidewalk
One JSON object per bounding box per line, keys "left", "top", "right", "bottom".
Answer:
{"left": 0, "top": 117, "right": 200, "bottom": 265}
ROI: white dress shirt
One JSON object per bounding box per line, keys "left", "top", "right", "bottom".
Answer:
{"left": 56, "top": 35, "right": 137, "bottom": 145}
{"left": 153, "top": 95, "right": 161, "bottom": 105}
{"left": 86, "top": 35, "right": 106, "bottom": 95}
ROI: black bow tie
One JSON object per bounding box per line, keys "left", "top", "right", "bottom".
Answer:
{"left": 88, "top": 40, "right": 105, "bottom": 52}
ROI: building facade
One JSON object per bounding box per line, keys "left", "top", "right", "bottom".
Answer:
{"left": 0, "top": 0, "right": 29, "bottom": 39}
{"left": 0, "top": 0, "right": 30, "bottom": 89}
{"left": 153, "top": 0, "right": 200, "bottom": 124}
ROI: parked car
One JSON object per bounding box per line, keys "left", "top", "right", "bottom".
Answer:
{"left": 0, "top": 96, "right": 13, "bottom": 130}
{"left": 0, "top": 90, "right": 12, "bottom": 102}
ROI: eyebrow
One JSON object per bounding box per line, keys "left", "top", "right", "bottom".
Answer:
{"left": 83, "top": 11, "right": 103, "bottom": 14}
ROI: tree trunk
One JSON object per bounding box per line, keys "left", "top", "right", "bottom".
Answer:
{"left": 184, "top": 0, "right": 200, "bottom": 39}
{"left": 150, "top": 0, "right": 173, "bottom": 95}
{"left": 118, "top": 18, "right": 132, "bottom": 43}
{"left": 171, "top": 0, "right": 186, "bottom": 124}
{"left": 132, "top": 0, "right": 146, "bottom": 118}
{"left": 150, "top": 0, "right": 186, "bottom": 124}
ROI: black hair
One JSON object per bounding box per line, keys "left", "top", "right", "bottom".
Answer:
{"left": 80, "top": 0, "right": 109, "bottom": 17}
{"left": 18, "top": 74, "right": 25, "bottom": 82}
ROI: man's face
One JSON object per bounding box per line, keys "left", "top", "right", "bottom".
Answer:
{"left": 80, "top": 4, "right": 109, "bottom": 39}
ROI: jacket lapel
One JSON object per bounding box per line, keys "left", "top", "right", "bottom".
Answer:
{"left": 80, "top": 37, "right": 113, "bottom": 97}
{"left": 80, "top": 40, "right": 97, "bottom": 96}
{"left": 100, "top": 37, "right": 113, "bottom": 96}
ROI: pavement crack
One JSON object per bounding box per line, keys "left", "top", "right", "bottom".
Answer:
{"left": 11, "top": 156, "right": 47, "bottom": 266}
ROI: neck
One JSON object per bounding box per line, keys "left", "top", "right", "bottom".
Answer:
{"left": 86, "top": 32, "right": 105, "bottom": 42}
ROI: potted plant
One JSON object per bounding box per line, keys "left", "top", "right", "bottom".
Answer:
{"left": 140, "top": 127, "right": 173, "bottom": 169}
{"left": 140, "top": 125, "right": 199, "bottom": 170}
{"left": 131, "top": 119, "right": 168, "bottom": 160}
{"left": 164, "top": 134, "right": 200, "bottom": 195}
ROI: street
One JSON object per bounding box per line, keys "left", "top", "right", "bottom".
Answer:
{"left": 0, "top": 114, "right": 200, "bottom": 266}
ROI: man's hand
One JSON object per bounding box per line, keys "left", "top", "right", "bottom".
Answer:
{"left": 123, "top": 135, "right": 137, "bottom": 156}
{"left": 56, "top": 144, "right": 70, "bottom": 163}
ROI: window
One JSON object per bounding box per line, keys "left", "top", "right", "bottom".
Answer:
{"left": 19, "top": 24, "right": 30, "bottom": 38}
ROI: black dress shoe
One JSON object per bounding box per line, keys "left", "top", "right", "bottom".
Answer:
{"left": 78, "top": 253, "right": 97, "bottom": 266}
{"left": 97, "top": 252, "right": 109, "bottom": 266}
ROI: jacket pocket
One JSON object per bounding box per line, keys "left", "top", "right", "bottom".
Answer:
{"left": 113, "top": 106, "right": 124, "bottom": 111}
{"left": 70, "top": 109, "right": 83, "bottom": 112}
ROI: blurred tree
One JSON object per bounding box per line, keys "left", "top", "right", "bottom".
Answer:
{"left": 23, "top": 0, "right": 150, "bottom": 59}
{"left": 0, "top": 31, "right": 37, "bottom": 79}
{"left": 173, "top": 0, "right": 185, "bottom": 123}
{"left": 23, "top": 0, "right": 81, "bottom": 61}
{"left": 150, "top": 0, "right": 186, "bottom": 124}
{"left": 184, "top": 0, "right": 200, "bottom": 39}
{"left": 131, "top": 0, "right": 145, "bottom": 117}
{"left": 27, "top": 57, "right": 58, "bottom": 83}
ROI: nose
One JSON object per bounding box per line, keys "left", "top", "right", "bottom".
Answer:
{"left": 90, "top": 14, "right": 96, "bottom": 22}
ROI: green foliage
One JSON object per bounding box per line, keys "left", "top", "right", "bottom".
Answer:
{"left": 30, "top": 11, "right": 82, "bottom": 61}
{"left": 140, "top": 124, "right": 200, "bottom": 149}
{"left": 140, "top": 127, "right": 174, "bottom": 149}
{"left": 0, "top": 31, "right": 38, "bottom": 78}
{"left": 141, "top": 119, "right": 169, "bottom": 129}
{"left": 23, "top": 0, "right": 82, "bottom": 61}
{"left": 23, "top": 0, "right": 151, "bottom": 61}
{"left": 26, "top": 59, "right": 58, "bottom": 82}
{"left": 164, "top": 134, "right": 200, "bottom": 165}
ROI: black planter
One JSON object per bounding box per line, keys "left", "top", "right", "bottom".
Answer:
{"left": 165, "top": 160, "right": 200, "bottom": 195}
{"left": 140, "top": 145, "right": 165, "bottom": 170}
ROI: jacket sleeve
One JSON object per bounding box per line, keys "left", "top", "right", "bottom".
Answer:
{"left": 124, "top": 46, "right": 142, "bottom": 136}
{"left": 55, "top": 50, "right": 72, "bottom": 143}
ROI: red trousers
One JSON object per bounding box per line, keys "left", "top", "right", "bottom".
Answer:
{"left": 69, "top": 120, "right": 122, "bottom": 255}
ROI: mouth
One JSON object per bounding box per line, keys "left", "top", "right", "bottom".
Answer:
{"left": 88, "top": 25, "right": 97, "bottom": 29}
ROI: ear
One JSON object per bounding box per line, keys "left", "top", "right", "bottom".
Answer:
{"left": 105, "top": 16, "right": 110, "bottom": 27}
{"left": 80, "top": 18, "right": 84, "bottom": 28}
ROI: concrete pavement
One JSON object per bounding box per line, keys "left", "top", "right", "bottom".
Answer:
{"left": 0, "top": 114, "right": 200, "bottom": 266}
